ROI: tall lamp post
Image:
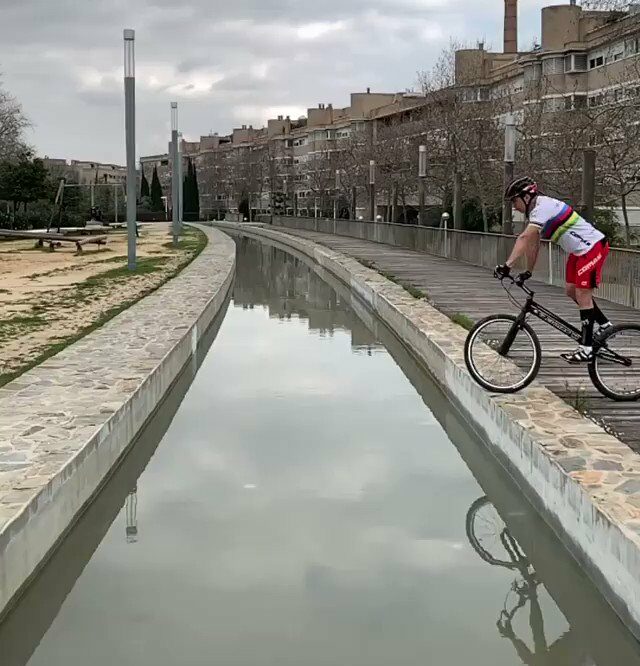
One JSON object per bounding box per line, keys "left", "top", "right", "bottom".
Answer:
{"left": 171, "top": 102, "right": 180, "bottom": 244}
{"left": 178, "top": 131, "right": 184, "bottom": 228}
{"left": 123, "top": 29, "right": 137, "bottom": 270}
{"left": 334, "top": 169, "right": 341, "bottom": 221}
{"left": 418, "top": 145, "right": 427, "bottom": 226}
{"left": 369, "top": 160, "right": 376, "bottom": 222}
{"left": 503, "top": 118, "right": 516, "bottom": 235}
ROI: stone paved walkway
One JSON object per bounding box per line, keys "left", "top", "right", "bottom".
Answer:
{"left": 277, "top": 228, "right": 640, "bottom": 453}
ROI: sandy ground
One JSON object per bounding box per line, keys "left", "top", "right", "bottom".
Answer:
{"left": 0, "top": 224, "right": 203, "bottom": 380}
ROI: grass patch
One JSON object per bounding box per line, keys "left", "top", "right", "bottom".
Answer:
{"left": 78, "top": 257, "right": 168, "bottom": 289}
{"left": 0, "top": 227, "right": 209, "bottom": 388}
{"left": 450, "top": 313, "right": 475, "bottom": 331}
{"left": 74, "top": 247, "right": 113, "bottom": 257}
{"left": 564, "top": 381, "right": 589, "bottom": 416}
{"left": 29, "top": 266, "right": 75, "bottom": 281}
{"left": 356, "top": 258, "right": 376, "bottom": 270}
{"left": 378, "top": 270, "right": 427, "bottom": 299}
{"left": 162, "top": 230, "right": 204, "bottom": 253}
{"left": 0, "top": 314, "right": 48, "bottom": 344}
{"left": 356, "top": 258, "right": 428, "bottom": 300}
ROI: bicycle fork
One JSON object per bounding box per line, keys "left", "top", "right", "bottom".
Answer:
{"left": 498, "top": 311, "right": 528, "bottom": 357}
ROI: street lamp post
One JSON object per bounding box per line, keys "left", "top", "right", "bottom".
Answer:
{"left": 334, "top": 169, "right": 341, "bottom": 221}
{"left": 123, "top": 29, "right": 137, "bottom": 270}
{"left": 441, "top": 211, "right": 450, "bottom": 258}
{"left": 171, "top": 102, "right": 180, "bottom": 244}
{"left": 369, "top": 160, "right": 376, "bottom": 222}
{"left": 178, "top": 131, "right": 184, "bottom": 228}
{"left": 503, "top": 119, "right": 516, "bottom": 235}
{"left": 418, "top": 145, "right": 427, "bottom": 226}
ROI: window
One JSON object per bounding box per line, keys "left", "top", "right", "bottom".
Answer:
{"left": 565, "top": 54, "right": 587, "bottom": 73}
{"left": 589, "top": 55, "right": 604, "bottom": 69}
{"left": 542, "top": 57, "right": 564, "bottom": 75}
{"left": 574, "top": 95, "right": 587, "bottom": 109}
{"left": 543, "top": 97, "right": 564, "bottom": 113}
{"left": 626, "top": 38, "right": 639, "bottom": 56}
{"left": 524, "top": 63, "right": 542, "bottom": 83}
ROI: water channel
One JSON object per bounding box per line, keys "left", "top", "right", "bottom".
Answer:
{"left": 1, "top": 236, "right": 640, "bottom": 666}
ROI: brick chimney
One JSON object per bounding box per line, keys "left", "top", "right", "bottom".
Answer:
{"left": 504, "top": 0, "right": 518, "bottom": 54}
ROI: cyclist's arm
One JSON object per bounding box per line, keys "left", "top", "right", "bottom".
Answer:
{"left": 506, "top": 225, "right": 541, "bottom": 272}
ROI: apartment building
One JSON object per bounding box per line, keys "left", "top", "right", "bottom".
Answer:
{"left": 43, "top": 158, "right": 128, "bottom": 186}
{"left": 140, "top": 90, "right": 399, "bottom": 219}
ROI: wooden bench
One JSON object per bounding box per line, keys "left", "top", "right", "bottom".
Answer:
{"left": 0, "top": 229, "right": 108, "bottom": 252}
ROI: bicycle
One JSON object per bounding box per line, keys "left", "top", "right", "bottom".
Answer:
{"left": 466, "top": 497, "right": 590, "bottom": 664}
{"left": 464, "top": 276, "right": 640, "bottom": 401}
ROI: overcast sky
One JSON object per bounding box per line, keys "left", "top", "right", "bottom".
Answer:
{"left": 1, "top": 0, "right": 551, "bottom": 164}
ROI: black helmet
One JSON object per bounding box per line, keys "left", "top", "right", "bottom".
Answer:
{"left": 505, "top": 176, "right": 538, "bottom": 200}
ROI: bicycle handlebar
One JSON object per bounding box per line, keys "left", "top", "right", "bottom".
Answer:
{"left": 497, "top": 274, "right": 535, "bottom": 297}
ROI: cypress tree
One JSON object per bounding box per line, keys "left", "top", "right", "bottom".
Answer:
{"left": 140, "top": 170, "right": 150, "bottom": 198}
{"left": 150, "top": 166, "right": 163, "bottom": 211}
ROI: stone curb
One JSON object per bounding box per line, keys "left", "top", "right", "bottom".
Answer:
{"left": 214, "top": 221, "right": 640, "bottom": 639}
{"left": 0, "top": 226, "right": 235, "bottom": 616}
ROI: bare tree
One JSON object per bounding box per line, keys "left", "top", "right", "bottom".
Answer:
{"left": 0, "top": 81, "right": 29, "bottom": 161}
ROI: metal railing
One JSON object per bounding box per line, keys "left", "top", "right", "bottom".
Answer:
{"left": 271, "top": 215, "right": 640, "bottom": 309}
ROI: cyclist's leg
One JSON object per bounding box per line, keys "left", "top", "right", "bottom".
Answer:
{"left": 562, "top": 251, "right": 597, "bottom": 362}
{"left": 574, "top": 241, "right": 611, "bottom": 352}
{"left": 565, "top": 282, "right": 610, "bottom": 326}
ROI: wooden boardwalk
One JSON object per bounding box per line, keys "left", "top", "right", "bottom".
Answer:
{"left": 282, "top": 228, "right": 640, "bottom": 453}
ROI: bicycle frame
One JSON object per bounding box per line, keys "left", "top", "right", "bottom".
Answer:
{"left": 498, "top": 279, "right": 630, "bottom": 367}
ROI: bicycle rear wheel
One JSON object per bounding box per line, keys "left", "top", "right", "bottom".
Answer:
{"left": 589, "top": 324, "right": 640, "bottom": 401}
{"left": 464, "top": 315, "right": 541, "bottom": 393}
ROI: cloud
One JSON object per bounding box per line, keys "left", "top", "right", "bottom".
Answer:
{"left": 0, "top": 0, "right": 551, "bottom": 163}
{"left": 296, "top": 20, "right": 348, "bottom": 41}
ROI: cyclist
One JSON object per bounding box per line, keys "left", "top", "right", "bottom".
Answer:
{"left": 495, "top": 177, "right": 611, "bottom": 363}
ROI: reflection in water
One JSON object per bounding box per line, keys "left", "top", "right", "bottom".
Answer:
{"left": 124, "top": 489, "right": 138, "bottom": 544}
{"left": 467, "top": 498, "right": 589, "bottom": 665}
{"left": 4, "top": 238, "right": 640, "bottom": 666}
{"left": 233, "top": 237, "right": 382, "bottom": 354}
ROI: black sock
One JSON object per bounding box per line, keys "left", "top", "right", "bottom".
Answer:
{"left": 592, "top": 301, "right": 610, "bottom": 327}
{"left": 580, "top": 308, "right": 595, "bottom": 347}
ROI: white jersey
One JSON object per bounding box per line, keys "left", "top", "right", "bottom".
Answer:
{"left": 528, "top": 196, "right": 604, "bottom": 256}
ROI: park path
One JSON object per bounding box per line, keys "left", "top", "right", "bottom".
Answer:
{"left": 278, "top": 227, "right": 640, "bottom": 453}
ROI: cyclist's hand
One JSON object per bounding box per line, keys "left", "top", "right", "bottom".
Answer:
{"left": 515, "top": 270, "right": 532, "bottom": 286}
{"left": 494, "top": 264, "right": 511, "bottom": 279}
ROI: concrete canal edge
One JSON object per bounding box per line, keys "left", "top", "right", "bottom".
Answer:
{"left": 214, "top": 221, "right": 640, "bottom": 640}
{"left": 0, "top": 226, "right": 235, "bottom": 618}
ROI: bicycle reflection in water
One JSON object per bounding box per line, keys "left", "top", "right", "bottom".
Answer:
{"left": 466, "top": 497, "right": 595, "bottom": 666}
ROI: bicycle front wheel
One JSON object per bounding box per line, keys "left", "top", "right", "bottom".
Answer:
{"left": 464, "top": 315, "right": 541, "bottom": 393}
{"left": 465, "top": 497, "right": 524, "bottom": 569}
{"left": 590, "top": 324, "right": 640, "bottom": 402}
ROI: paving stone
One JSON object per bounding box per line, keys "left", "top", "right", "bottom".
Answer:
{"left": 617, "top": 479, "right": 640, "bottom": 495}
{"left": 592, "top": 459, "right": 624, "bottom": 471}
{"left": 558, "top": 456, "right": 587, "bottom": 473}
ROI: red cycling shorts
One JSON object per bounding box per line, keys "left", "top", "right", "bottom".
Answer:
{"left": 566, "top": 239, "right": 610, "bottom": 289}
